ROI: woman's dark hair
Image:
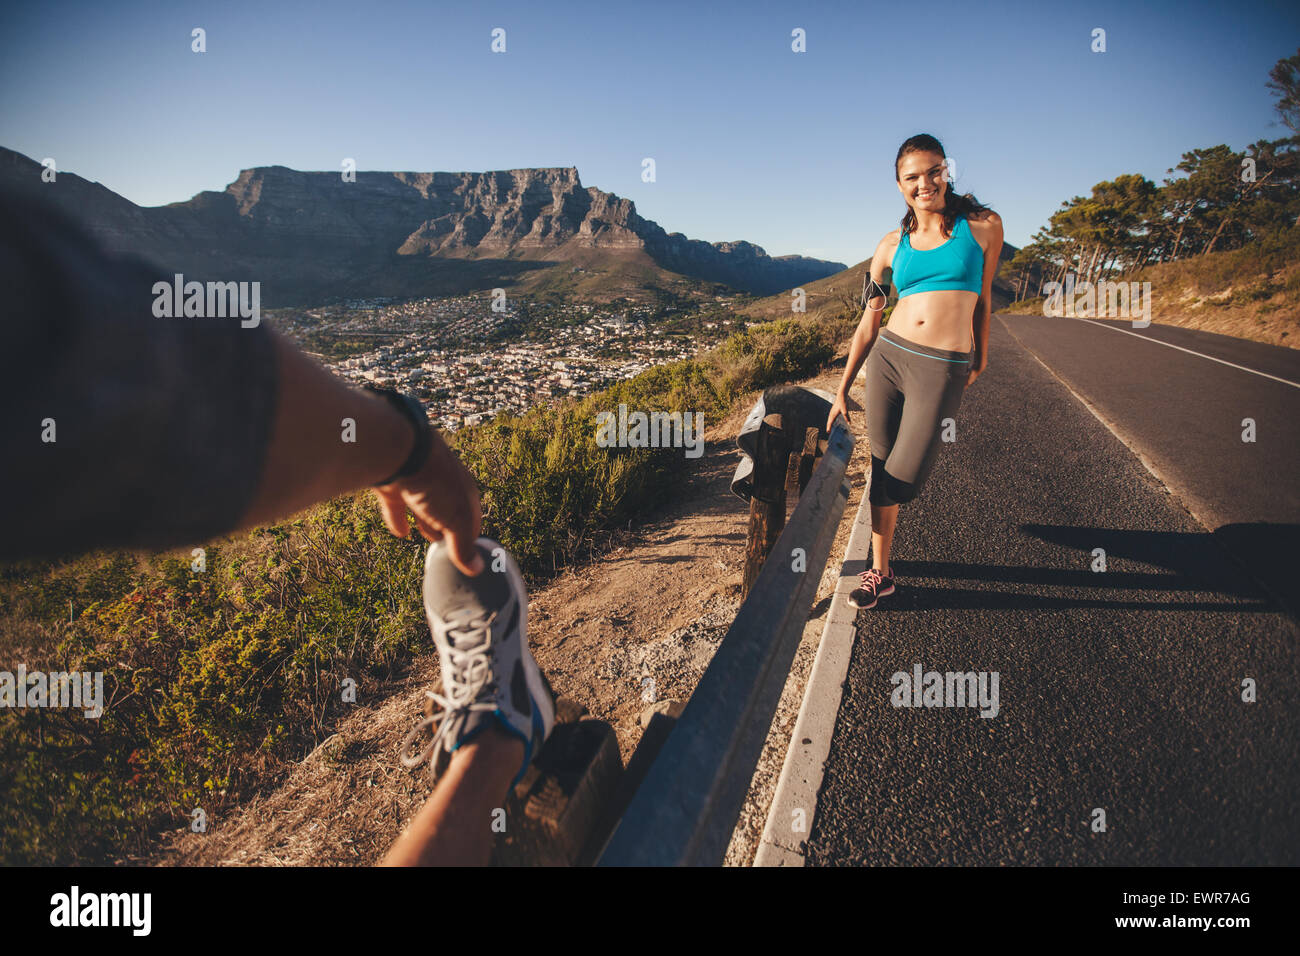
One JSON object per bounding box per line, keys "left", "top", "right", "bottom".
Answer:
{"left": 895, "top": 133, "right": 993, "bottom": 238}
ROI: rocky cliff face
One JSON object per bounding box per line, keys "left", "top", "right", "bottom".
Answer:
{"left": 0, "top": 148, "right": 845, "bottom": 304}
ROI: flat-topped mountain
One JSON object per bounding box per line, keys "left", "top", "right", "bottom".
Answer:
{"left": 0, "top": 148, "right": 845, "bottom": 305}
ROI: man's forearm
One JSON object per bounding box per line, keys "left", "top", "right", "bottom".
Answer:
{"left": 235, "top": 330, "right": 415, "bottom": 530}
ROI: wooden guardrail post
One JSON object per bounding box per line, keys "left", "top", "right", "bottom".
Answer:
{"left": 797, "top": 426, "right": 822, "bottom": 495}
{"left": 742, "top": 414, "right": 791, "bottom": 598}
{"left": 490, "top": 698, "right": 622, "bottom": 866}
{"left": 783, "top": 430, "right": 803, "bottom": 514}
{"left": 744, "top": 421, "right": 826, "bottom": 599}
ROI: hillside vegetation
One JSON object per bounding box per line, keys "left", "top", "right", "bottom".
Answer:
{"left": 1000, "top": 51, "right": 1300, "bottom": 345}
{"left": 0, "top": 309, "right": 856, "bottom": 865}
{"left": 1005, "top": 228, "right": 1300, "bottom": 348}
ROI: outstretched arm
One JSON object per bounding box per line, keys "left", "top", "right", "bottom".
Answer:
{"left": 0, "top": 187, "right": 482, "bottom": 575}
{"left": 239, "top": 331, "right": 484, "bottom": 575}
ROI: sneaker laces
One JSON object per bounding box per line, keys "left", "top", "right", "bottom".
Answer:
{"left": 858, "top": 568, "right": 887, "bottom": 587}
{"left": 399, "top": 610, "right": 500, "bottom": 769}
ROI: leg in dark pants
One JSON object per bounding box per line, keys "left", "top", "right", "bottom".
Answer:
{"left": 863, "top": 327, "right": 971, "bottom": 575}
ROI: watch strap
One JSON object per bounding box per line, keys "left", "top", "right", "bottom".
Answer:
{"left": 363, "top": 385, "right": 433, "bottom": 486}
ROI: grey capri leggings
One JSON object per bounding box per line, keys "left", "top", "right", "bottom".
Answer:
{"left": 864, "top": 325, "right": 973, "bottom": 507}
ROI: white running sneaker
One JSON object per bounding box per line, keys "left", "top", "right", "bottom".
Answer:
{"left": 399, "top": 537, "right": 556, "bottom": 788}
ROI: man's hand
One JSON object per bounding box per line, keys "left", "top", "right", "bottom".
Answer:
{"left": 966, "top": 358, "right": 987, "bottom": 388}
{"left": 373, "top": 428, "right": 484, "bottom": 576}
{"left": 235, "top": 331, "right": 485, "bottom": 575}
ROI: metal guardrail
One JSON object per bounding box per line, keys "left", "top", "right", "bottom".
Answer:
{"left": 596, "top": 417, "right": 854, "bottom": 866}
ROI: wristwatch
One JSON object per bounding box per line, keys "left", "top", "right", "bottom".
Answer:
{"left": 362, "top": 384, "right": 434, "bottom": 486}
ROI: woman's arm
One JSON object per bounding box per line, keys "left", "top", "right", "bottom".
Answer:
{"left": 836, "top": 306, "right": 882, "bottom": 397}
{"left": 971, "top": 212, "right": 1005, "bottom": 371}
{"left": 827, "top": 234, "right": 894, "bottom": 431}
{"left": 837, "top": 234, "right": 897, "bottom": 394}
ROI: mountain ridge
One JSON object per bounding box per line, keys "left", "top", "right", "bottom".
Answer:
{"left": 0, "top": 148, "right": 846, "bottom": 304}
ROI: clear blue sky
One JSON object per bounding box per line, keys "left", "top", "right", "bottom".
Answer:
{"left": 2, "top": 0, "right": 1297, "bottom": 267}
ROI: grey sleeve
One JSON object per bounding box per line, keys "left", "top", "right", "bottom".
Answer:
{"left": 0, "top": 187, "right": 279, "bottom": 560}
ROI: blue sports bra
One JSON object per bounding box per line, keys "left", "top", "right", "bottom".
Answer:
{"left": 892, "top": 216, "right": 984, "bottom": 299}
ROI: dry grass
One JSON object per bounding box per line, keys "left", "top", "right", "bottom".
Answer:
{"left": 1004, "top": 247, "right": 1300, "bottom": 350}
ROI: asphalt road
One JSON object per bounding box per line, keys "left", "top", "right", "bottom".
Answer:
{"left": 806, "top": 314, "right": 1299, "bottom": 865}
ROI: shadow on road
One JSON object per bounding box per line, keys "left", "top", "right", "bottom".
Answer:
{"left": 839, "top": 522, "right": 1298, "bottom": 620}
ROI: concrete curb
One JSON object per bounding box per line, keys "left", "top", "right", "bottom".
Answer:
{"left": 752, "top": 465, "right": 874, "bottom": 866}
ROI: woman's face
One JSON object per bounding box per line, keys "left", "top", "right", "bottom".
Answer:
{"left": 896, "top": 151, "right": 949, "bottom": 214}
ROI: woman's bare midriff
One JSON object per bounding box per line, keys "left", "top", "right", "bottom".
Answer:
{"left": 884, "top": 290, "right": 978, "bottom": 353}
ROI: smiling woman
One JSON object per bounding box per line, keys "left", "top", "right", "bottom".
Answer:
{"left": 826, "top": 132, "right": 1004, "bottom": 610}
{"left": 889, "top": 136, "right": 1001, "bottom": 354}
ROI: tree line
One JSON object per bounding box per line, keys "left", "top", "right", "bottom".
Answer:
{"left": 1001, "top": 50, "right": 1300, "bottom": 301}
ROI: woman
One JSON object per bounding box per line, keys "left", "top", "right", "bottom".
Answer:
{"left": 826, "top": 134, "right": 1003, "bottom": 609}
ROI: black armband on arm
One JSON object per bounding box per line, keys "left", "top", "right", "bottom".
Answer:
{"left": 862, "top": 274, "right": 891, "bottom": 308}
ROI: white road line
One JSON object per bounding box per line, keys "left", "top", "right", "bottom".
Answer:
{"left": 1001, "top": 317, "right": 1213, "bottom": 532}
{"left": 1074, "top": 318, "right": 1300, "bottom": 389}
{"left": 1004, "top": 314, "right": 1300, "bottom": 638}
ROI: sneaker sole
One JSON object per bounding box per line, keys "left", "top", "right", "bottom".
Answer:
{"left": 483, "top": 537, "right": 556, "bottom": 743}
